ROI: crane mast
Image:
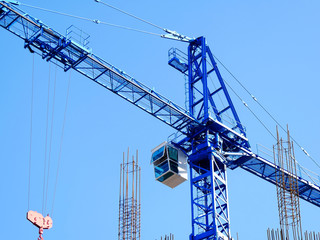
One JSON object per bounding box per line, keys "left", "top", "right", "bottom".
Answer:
{"left": 187, "top": 37, "right": 244, "bottom": 240}
{"left": 1, "top": 1, "right": 319, "bottom": 240}
{"left": 169, "top": 36, "right": 250, "bottom": 240}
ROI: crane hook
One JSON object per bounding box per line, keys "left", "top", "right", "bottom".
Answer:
{"left": 27, "top": 211, "right": 53, "bottom": 240}
{"left": 38, "top": 228, "right": 44, "bottom": 240}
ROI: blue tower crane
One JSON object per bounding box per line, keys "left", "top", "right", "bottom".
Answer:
{"left": 0, "top": 1, "right": 319, "bottom": 240}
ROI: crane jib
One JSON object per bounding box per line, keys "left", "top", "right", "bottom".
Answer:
{"left": 226, "top": 148, "right": 320, "bottom": 208}
{"left": 1, "top": 1, "right": 320, "bottom": 236}
{"left": 0, "top": 1, "right": 198, "bottom": 134}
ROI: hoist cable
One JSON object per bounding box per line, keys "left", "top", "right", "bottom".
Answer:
{"left": 213, "top": 53, "right": 320, "bottom": 170}
{"left": 222, "top": 78, "right": 277, "bottom": 140}
{"left": 94, "top": 0, "right": 164, "bottom": 31}
{"left": 21, "top": 3, "right": 94, "bottom": 22}
{"left": 94, "top": 0, "right": 193, "bottom": 42}
{"left": 208, "top": 74, "right": 233, "bottom": 125}
{"left": 19, "top": 3, "right": 162, "bottom": 37}
{"left": 223, "top": 77, "right": 317, "bottom": 184}
{"left": 44, "top": 64, "right": 58, "bottom": 214}
{"left": 42, "top": 63, "right": 51, "bottom": 215}
{"left": 99, "top": 22, "right": 161, "bottom": 37}
{"left": 51, "top": 72, "right": 71, "bottom": 217}
{"left": 28, "top": 54, "right": 35, "bottom": 211}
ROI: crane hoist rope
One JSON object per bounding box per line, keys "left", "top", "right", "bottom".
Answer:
{"left": 45, "top": 64, "right": 58, "bottom": 216}
{"left": 26, "top": 58, "right": 71, "bottom": 240}
{"left": 13, "top": 0, "right": 318, "bottom": 185}
{"left": 1, "top": 1, "right": 320, "bottom": 239}
{"left": 42, "top": 63, "right": 52, "bottom": 215}
{"left": 6, "top": 0, "right": 319, "bottom": 171}
{"left": 28, "top": 54, "right": 35, "bottom": 212}
{"left": 27, "top": 57, "right": 53, "bottom": 240}
{"left": 51, "top": 71, "right": 72, "bottom": 218}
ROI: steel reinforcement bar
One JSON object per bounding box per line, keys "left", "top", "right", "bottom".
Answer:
{"left": 227, "top": 151, "right": 320, "bottom": 208}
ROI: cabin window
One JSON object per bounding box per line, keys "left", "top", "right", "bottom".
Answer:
{"left": 152, "top": 146, "right": 165, "bottom": 163}
{"left": 168, "top": 146, "right": 178, "bottom": 162}
{"left": 169, "top": 160, "right": 178, "bottom": 174}
{"left": 151, "top": 142, "right": 188, "bottom": 188}
{"left": 158, "top": 171, "right": 174, "bottom": 182}
{"left": 154, "top": 160, "right": 169, "bottom": 178}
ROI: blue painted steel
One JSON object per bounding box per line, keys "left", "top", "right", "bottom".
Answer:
{"left": 186, "top": 37, "right": 236, "bottom": 240}
{"left": 226, "top": 150, "right": 320, "bottom": 208}
{"left": 185, "top": 37, "right": 247, "bottom": 139}
{"left": 189, "top": 147, "right": 231, "bottom": 240}
{"left": 0, "top": 1, "right": 197, "bottom": 134}
{"left": 169, "top": 36, "right": 320, "bottom": 240}
{"left": 168, "top": 48, "right": 188, "bottom": 73}
{"left": 1, "top": 2, "right": 320, "bottom": 239}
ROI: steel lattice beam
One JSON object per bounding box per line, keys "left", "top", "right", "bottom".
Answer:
{"left": 1, "top": 2, "right": 320, "bottom": 240}
{"left": 0, "top": 1, "right": 197, "bottom": 134}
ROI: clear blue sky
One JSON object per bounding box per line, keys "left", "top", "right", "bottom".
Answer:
{"left": 0, "top": 0, "right": 320, "bottom": 239}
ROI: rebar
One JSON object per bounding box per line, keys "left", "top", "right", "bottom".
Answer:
{"left": 273, "top": 126, "right": 303, "bottom": 240}
{"left": 118, "top": 148, "right": 141, "bottom": 240}
{"left": 159, "top": 234, "right": 174, "bottom": 240}
{"left": 268, "top": 229, "right": 320, "bottom": 240}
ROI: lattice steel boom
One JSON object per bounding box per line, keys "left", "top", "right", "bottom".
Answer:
{"left": 1, "top": 1, "right": 319, "bottom": 240}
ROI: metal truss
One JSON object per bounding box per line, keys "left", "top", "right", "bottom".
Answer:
{"left": 0, "top": 1, "right": 197, "bottom": 134}
{"left": 171, "top": 36, "right": 320, "bottom": 240}
{"left": 189, "top": 148, "right": 231, "bottom": 240}
{"left": 184, "top": 37, "right": 238, "bottom": 240}
{"left": 187, "top": 37, "right": 246, "bottom": 138}
{"left": 1, "top": 2, "right": 320, "bottom": 239}
{"left": 227, "top": 152, "right": 320, "bottom": 208}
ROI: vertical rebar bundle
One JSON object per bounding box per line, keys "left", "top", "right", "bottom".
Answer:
{"left": 267, "top": 228, "right": 283, "bottom": 240}
{"left": 273, "top": 126, "right": 303, "bottom": 240}
{"left": 267, "top": 229, "right": 320, "bottom": 240}
{"left": 160, "top": 234, "right": 174, "bottom": 240}
{"left": 304, "top": 231, "right": 320, "bottom": 240}
{"left": 118, "top": 149, "right": 141, "bottom": 240}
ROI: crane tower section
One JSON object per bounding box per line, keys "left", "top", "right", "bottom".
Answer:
{"left": 1, "top": 2, "right": 320, "bottom": 240}
{"left": 168, "top": 37, "right": 250, "bottom": 240}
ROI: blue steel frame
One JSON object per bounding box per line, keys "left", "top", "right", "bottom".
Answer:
{"left": 170, "top": 36, "right": 320, "bottom": 240}
{"left": 187, "top": 37, "right": 246, "bottom": 136}
{"left": 0, "top": 1, "right": 197, "bottom": 134}
{"left": 1, "top": 2, "right": 320, "bottom": 239}
{"left": 189, "top": 147, "right": 231, "bottom": 240}
{"left": 186, "top": 37, "right": 236, "bottom": 240}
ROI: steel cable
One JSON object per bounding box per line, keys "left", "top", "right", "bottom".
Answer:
{"left": 213, "top": 53, "right": 320, "bottom": 170}
{"left": 224, "top": 78, "right": 317, "bottom": 185}
{"left": 27, "top": 54, "right": 35, "bottom": 211}
{"left": 51, "top": 71, "right": 71, "bottom": 217}
{"left": 20, "top": 3, "right": 162, "bottom": 37}
{"left": 222, "top": 78, "right": 277, "bottom": 140}
{"left": 94, "top": 0, "right": 164, "bottom": 31}
{"left": 44, "top": 64, "right": 58, "bottom": 214}
{"left": 42, "top": 63, "right": 51, "bottom": 215}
